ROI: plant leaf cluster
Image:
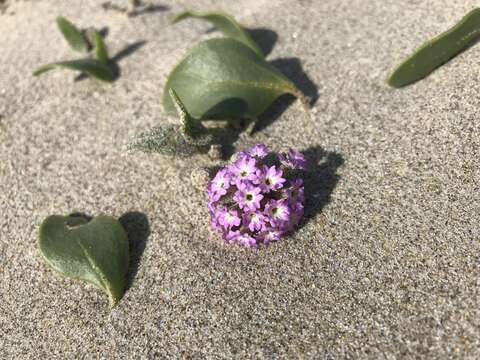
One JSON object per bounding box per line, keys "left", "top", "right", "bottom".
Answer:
{"left": 33, "top": 17, "right": 115, "bottom": 81}
{"left": 37, "top": 11, "right": 311, "bottom": 305}
{"left": 130, "top": 10, "right": 308, "bottom": 157}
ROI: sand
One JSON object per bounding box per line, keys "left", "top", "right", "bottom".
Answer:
{"left": 0, "top": 0, "right": 479, "bottom": 358}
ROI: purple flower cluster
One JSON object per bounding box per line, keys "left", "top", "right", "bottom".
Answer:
{"left": 207, "top": 144, "right": 306, "bottom": 247}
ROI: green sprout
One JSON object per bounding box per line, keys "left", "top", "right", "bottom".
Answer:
{"left": 33, "top": 17, "right": 116, "bottom": 82}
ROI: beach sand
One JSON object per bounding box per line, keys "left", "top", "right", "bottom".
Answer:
{"left": 0, "top": 0, "right": 479, "bottom": 358}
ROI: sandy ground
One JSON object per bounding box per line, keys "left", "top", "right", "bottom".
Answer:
{"left": 1, "top": 0, "right": 479, "bottom": 358}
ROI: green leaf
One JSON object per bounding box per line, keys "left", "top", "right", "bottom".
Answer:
{"left": 94, "top": 31, "right": 109, "bottom": 64}
{"left": 56, "top": 16, "right": 88, "bottom": 53}
{"left": 168, "top": 88, "right": 205, "bottom": 138}
{"left": 33, "top": 59, "right": 115, "bottom": 82}
{"left": 388, "top": 8, "right": 480, "bottom": 88}
{"left": 172, "top": 10, "right": 264, "bottom": 57}
{"left": 129, "top": 88, "right": 213, "bottom": 157}
{"left": 38, "top": 214, "right": 129, "bottom": 306}
{"left": 163, "top": 38, "right": 305, "bottom": 120}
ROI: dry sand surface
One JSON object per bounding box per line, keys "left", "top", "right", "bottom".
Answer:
{"left": 1, "top": 0, "right": 479, "bottom": 358}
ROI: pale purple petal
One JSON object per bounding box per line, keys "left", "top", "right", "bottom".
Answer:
{"left": 236, "top": 233, "right": 257, "bottom": 247}
{"left": 256, "top": 165, "right": 286, "bottom": 192}
{"left": 223, "top": 230, "right": 241, "bottom": 242}
{"left": 218, "top": 209, "right": 241, "bottom": 229}
{"left": 243, "top": 211, "right": 267, "bottom": 232}
{"left": 279, "top": 149, "right": 307, "bottom": 170}
{"left": 234, "top": 184, "right": 263, "bottom": 211}
{"left": 231, "top": 156, "right": 258, "bottom": 182}
{"left": 259, "top": 228, "right": 283, "bottom": 244}
{"left": 248, "top": 144, "right": 268, "bottom": 158}
{"left": 265, "top": 199, "right": 291, "bottom": 226}
{"left": 284, "top": 178, "right": 305, "bottom": 204}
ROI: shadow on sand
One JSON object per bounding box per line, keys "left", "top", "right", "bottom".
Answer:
{"left": 299, "top": 146, "right": 344, "bottom": 229}
{"left": 119, "top": 211, "right": 151, "bottom": 293}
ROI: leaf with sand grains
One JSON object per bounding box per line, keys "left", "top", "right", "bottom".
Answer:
{"left": 388, "top": 8, "right": 480, "bottom": 88}
{"left": 129, "top": 88, "right": 214, "bottom": 156}
{"left": 39, "top": 214, "right": 129, "bottom": 306}
{"left": 163, "top": 38, "right": 308, "bottom": 120}
{"left": 172, "top": 10, "right": 264, "bottom": 57}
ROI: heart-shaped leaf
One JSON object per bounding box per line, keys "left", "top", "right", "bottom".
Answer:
{"left": 172, "top": 10, "right": 263, "bottom": 57}
{"left": 39, "top": 214, "right": 129, "bottom": 306}
{"left": 163, "top": 38, "right": 305, "bottom": 120}
{"left": 388, "top": 8, "right": 480, "bottom": 88}
{"left": 56, "top": 16, "right": 89, "bottom": 53}
{"left": 33, "top": 58, "right": 115, "bottom": 82}
{"left": 129, "top": 88, "right": 214, "bottom": 156}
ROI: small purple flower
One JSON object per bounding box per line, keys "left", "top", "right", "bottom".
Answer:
{"left": 265, "top": 199, "right": 291, "bottom": 227}
{"left": 234, "top": 183, "right": 263, "bottom": 211}
{"left": 218, "top": 209, "right": 241, "bottom": 229}
{"left": 256, "top": 165, "right": 285, "bottom": 192}
{"left": 279, "top": 149, "right": 307, "bottom": 170}
{"left": 243, "top": 211, "right": 267, "bottom": 232}
{"left": 248, "top": 144, "right": 268, "bottom": 158}
{"left": 231, "top": 156, "right": 258, "bottom": 182}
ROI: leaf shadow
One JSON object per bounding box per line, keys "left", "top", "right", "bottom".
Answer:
{"left": 74, "top": 40, "right": 147, "bottom": 82}
{"left": 67, "top": 212, "right": 93, "bottom": 221}
{"left": 205, "top": 118, "right": 250, "bottom": 160}
{"left": 203, "top": 98, "right": 249, "bottom": 120}
{"left": 101, "top": 2, "right": 169, "bottom": 17}
{"left": 245, "top": 27, "right": 278, "bottom": 57}
{"left": 118, "top": 211, "right": 151, "bottom": 293}
{"left": 129, "top": 4, "right": 169, "bottom": 17}
{"left": 299, "top": 146, "right": 344, "bottom": 230}
{"left": 111, "top": 40, "right": 147, "bottom": 63}
{"left": 251, "top": 57, "right": 319, "bottom": 135}
{"left": 272, "top": 58, "right": 319, "bottom": 106}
